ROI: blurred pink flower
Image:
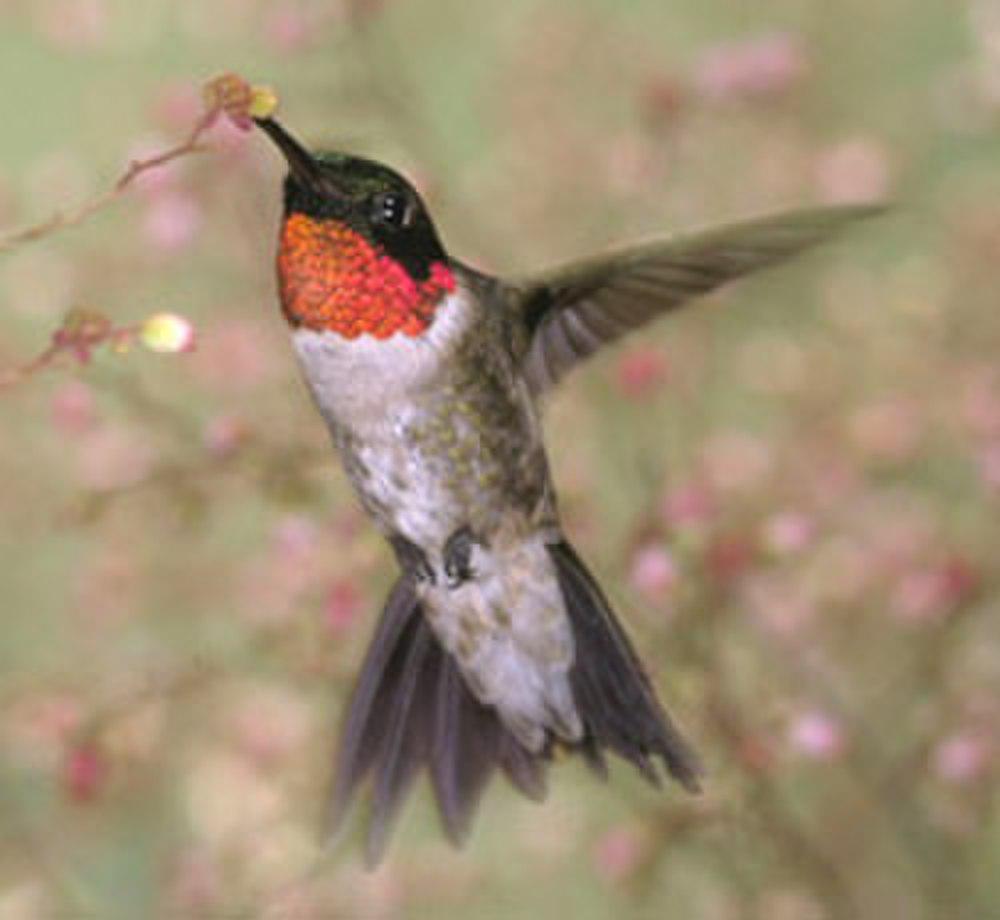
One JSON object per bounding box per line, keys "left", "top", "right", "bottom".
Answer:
{"left": 592, "top": 825, "right": 645, "bottom": 883}
{"left": 693, "top": 32, "right": 809, "bottom": 103}
{"left": 787, "top": 710, "right": 846, "bottom": 761}
{"left": 143, "top": 193, "right": 202, "bottom": 254}
{"left": 615, "top": 346, "right": 670, "bottom": 399}
{"left": 3, "top": 693, "right": 82, "bottom": 769}
{"left": 890, "top": 559, "right": 977, "bottom": 624}
{"left": 205, "top": 112, "right": 254, "bottom": 157}
{"left": 62, "top": 742, "right": 108, "bottom": 803}
{"left": 706, "top": 534, "right": 756, "bottom": 586}
{"left": 153, "top": 81, "right": 204, "bottom": 133}
{"left": 661, "top": 481, "right": 716, "bottom": 531}
{"left": 50, "top": 380, "right": 96, "bottom": 435}
{"left": 737, "top": 734, "right": 776, "bottom": 774}
{"left": 640, "top": 74, "right": 687, "bottom": 127}
{"left": 762, "top": 511, "right": 816, "bottom": 556}
{"left": 932, "top": 730, "right": 993, "bottom": 784}
{"left": 273, "top": 514, "right": 320, "bottom": 559}
{"left": 815, "top": 137, "right": 893, "bottom": 204}
{"left": 325, "top": 579, "right": 363, "bottom": 633}
{"left": 628, "top": 544, "right": 679, "bottom": 602}
{"left": 202, "top": 414, "right": 249, "bottom": 458}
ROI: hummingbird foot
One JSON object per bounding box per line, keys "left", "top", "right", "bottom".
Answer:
{"left": 390, "top": 534, "right": 436, "bottom": 585}
{"left": 443, "top": 526, "right": 481, "bottom": 589}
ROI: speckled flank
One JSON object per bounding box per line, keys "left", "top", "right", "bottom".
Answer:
{"left": 277, "top": 213, "right": 456, "bottom": 339}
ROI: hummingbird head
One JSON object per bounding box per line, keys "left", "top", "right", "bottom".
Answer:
{"left": 255, "top": 117, "right": 455, "bottom": 340}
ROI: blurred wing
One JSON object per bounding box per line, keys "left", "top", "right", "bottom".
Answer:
{"left": 517, "top": 204, "right": 884, "bottom": 394}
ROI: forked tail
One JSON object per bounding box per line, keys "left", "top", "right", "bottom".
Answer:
{"left": 329, "top": 540, "right": 701, "bottom": 866}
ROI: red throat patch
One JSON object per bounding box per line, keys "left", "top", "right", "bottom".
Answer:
{"left": 277, "top": 214, "right": 456, "bottom": 340}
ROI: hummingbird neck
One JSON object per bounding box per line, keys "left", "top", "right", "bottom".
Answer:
{"left": 277, "top": 214, "right": 456, "bottom": 340}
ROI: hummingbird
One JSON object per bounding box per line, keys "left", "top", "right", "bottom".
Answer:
{"left": 254, "top": 115, "right": 880, "bottom": 864}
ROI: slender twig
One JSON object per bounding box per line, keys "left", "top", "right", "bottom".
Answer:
{"left": 0, "top": 111, "right": 216, "bottom": 255}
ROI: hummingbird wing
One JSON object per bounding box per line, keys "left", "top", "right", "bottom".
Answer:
{"left": 515, "top": 203, "right": 884, "bottom": 394}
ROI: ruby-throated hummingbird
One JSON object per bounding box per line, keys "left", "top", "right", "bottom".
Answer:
{"left": 254, "top": 115, "right": 879, "bottom": 864}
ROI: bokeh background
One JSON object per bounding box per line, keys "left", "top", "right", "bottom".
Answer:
{"left": 1, "top": 1, "right": 998, "bottom": 918}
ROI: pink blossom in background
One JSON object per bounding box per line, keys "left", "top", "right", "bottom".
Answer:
{"left": 787, "top": 710, "right": 847, "bottom": 761}
{"left": 890, "top": 559, "right": 978, "bottom": 624}
{"left": 143, "top": 192, "right": 203, "bottom": 254}
{"left": 615, "top": 346, "right": 670, "bottom": 399}
{"left": 3, "top": 693, "right": 83, "bottom": 769}
{"left": 706, "top": 533, "right": 756, "bottom": 586}
{"left": 62, "top": 742, "right": 108, "bottom": 803}
{"left": 815, "top": 137, "right": 893, "bottom": 204}
{"left": 762, "top": 510, "right": 816, "bottom": 556}
{"left": 202, "top": 414, "right": 249, "bottom": 458}
{"left": 737, "top": 734, "right": 776, "bottom": 774}
{"left": 50, "top": 380, "right": 97, "bottom": 435}
{"left": 153, "top": 81, "right": 204, "bottom": 133}
{"left": 272, "top": 514, "right": 321, "bottom": 564}
{"left": 640, "top": 74, "right": 687, "bottom": 127}
{"left": 324, "top": 579, "right": 363, "bottom": 633}
{"left": 661, "top": 481, "right": 717, "bottom": 531}
{"left": 592, "top": 825, "right": 645, "bottom": 884}
{"left": 628, "top": 544, "right": 679, "bottom": 602}
{"left": 205, "top": 112, "right": 254, "bottom": 157}
{"left": 693, "top": 32, "right": 809, "bottom": 103}
{"left": 932, "top": 730, "right": 993, "bottom": 784}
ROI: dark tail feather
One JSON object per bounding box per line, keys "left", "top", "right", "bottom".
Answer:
{"left": 330, "top": 545, "right": 700, "bottom": 865}
{"left": 548, "top": 541, "right": 703, "bottom": 792}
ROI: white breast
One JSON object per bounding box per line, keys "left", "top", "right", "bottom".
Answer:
{"left": 291, "top": 288, "right": 473, "bottom": 434}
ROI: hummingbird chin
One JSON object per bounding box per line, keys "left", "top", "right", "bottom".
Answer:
{"left": 254, "top": 115, "right": 880, "bottom": 864}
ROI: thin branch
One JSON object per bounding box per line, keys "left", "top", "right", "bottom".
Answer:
{"left": 0, "top": 110, "right": 216, "bottom": 255}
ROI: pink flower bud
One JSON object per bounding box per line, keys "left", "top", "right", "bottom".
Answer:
{"left": 787, "top": 710, "right": 846, "bottom": 761}
{"left": 63, "top": 743, "right": 108, "bottom": 803}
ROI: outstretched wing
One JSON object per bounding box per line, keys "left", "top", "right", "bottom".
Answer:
{"left": 516, "top": 204, "right": 884, "bottom": 394}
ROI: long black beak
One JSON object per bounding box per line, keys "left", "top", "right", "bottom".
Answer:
{"left": 253, "top": 116, "right": 347, "bottom": 201}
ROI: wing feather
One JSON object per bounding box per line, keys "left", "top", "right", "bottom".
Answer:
{"left": 517, "top": 204, "right": 884, "bottom": 393}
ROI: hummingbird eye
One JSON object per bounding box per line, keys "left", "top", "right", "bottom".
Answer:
{"left": 371, "top": 192, "right": 411, "bottom": 230}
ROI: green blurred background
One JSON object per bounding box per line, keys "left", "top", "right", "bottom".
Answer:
{"left": 1, "top": 1, "right": 998, "bottom": 918}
